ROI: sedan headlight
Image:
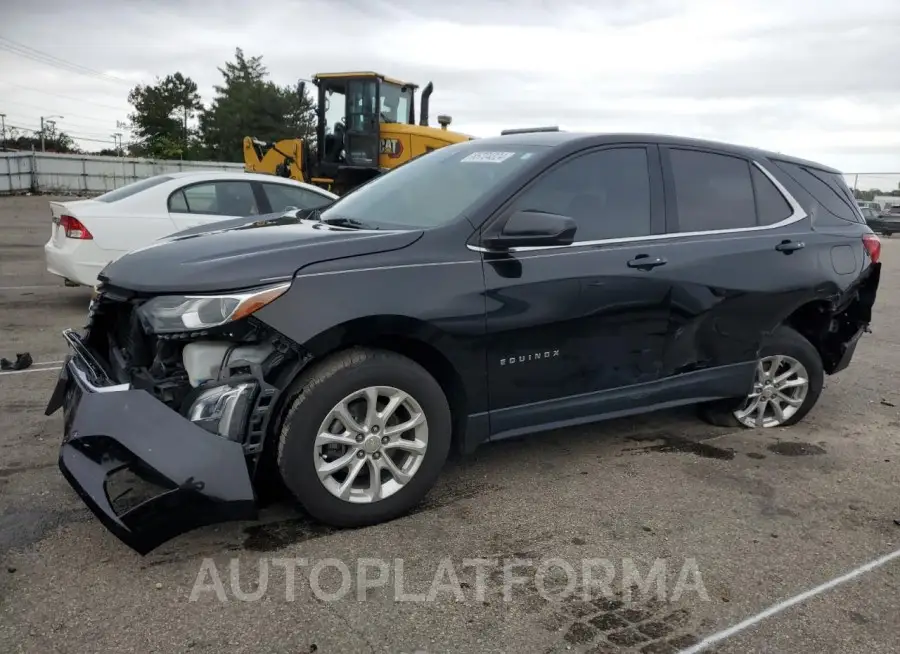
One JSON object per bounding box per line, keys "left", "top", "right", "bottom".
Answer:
{"left": 137, "top": 282, "right": 290, "bottom": 334}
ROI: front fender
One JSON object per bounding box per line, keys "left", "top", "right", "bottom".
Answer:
{"left": 253, "top": 251, "right": 489, "bottom": 412}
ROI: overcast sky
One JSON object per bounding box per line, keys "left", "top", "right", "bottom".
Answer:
{"left": 2, "top": 0, "right": 900, "bottom": 189}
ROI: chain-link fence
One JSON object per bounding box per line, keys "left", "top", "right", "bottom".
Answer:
{"left": 844, "top": 173, "right": 900, "bottom": 210}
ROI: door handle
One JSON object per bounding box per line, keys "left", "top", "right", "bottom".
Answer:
{"left": 627, "top": 255, "right": 668, "bottom": 270}
{"left": 775, "top": 240, "right": 805, "bottom": 253}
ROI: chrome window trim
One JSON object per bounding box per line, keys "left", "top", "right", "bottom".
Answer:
{"left": 468, "top": 160, "right": 807, "bottom": 254}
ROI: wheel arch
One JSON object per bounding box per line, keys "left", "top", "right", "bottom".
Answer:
{"left": 780, "top": 283, "right": 875, "bottom": 375}
{"left": 271, "top": 315, "right": 471, "bottom": 457}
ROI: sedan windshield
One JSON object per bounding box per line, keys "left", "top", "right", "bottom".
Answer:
{"left": 319, "top": 143, "right": 548, "bottom": 229}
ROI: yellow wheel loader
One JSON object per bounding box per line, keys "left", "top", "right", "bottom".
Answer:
{"left": 243, "top": 72, "right": 474, "bottom": 195}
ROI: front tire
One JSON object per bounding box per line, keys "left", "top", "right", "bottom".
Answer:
{"left": 276, "top": 347, "right": 452, "bottom": 528}
{"left": 698, "top": 325, "right": 824, "bottom": 428}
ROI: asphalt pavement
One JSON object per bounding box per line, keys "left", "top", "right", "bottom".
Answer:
{"left": 1, "top": 195, "right": 898, "bottom": 654}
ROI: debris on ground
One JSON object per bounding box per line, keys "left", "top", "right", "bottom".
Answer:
{"left": 880, "top": 398, "right": 896, "bottom": 407}
{"left": 0, "top": 352, "right": 33, "bottom": 371}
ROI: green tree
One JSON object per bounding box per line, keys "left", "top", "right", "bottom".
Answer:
{"left": 199, "top": 48, "right": 316, "bottom": 161}
{"left": 127, "top": 72, "right": 203, "bottom": 159}
{"left": 5, "top": 125, "right": 77, "bottom": 153}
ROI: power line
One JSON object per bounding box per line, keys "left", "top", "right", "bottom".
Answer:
{"left": 6, "top": 123, "right": 116, "bottom": 144}
{"left": 1, "top": 97, "right": 124, "bottom": 126}
{"left": 3, "top": 113, "right": 125, "bottom": 138}
{"left": 0, "top": 36, "right": 130, "bottom": 84}
{"left": 1, "top": 81, "right": 127, "bottom": 111}
{"left": 10, "top": 120, "right": 85, "bottom": 138}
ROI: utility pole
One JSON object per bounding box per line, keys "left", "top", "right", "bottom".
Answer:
{"left": 40, "top": 115, "right": 63, "bottom": 152}
{"left": 181, "top": 105, "right": 188, "bottom": 161}
{"left": 0, "top": 113, "right": 6, "bottom": 150}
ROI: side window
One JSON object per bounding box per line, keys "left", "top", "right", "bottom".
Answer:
{"left": 668, "top": 149, "right": 756, "bottom": 232}
{"left": 751, "top": 166, "right": 793, "bottom": 225}
{"left": 174, "top": 181, "right": 259, "bottom": 216}
{"left": 168, "top": 189, "right": 189, "bottom": 212}
{"left": 511, "top": 147, "right": 652, "bottom": 241}
{"left": 263, "top": 183, "right": 333, "bottom": 212}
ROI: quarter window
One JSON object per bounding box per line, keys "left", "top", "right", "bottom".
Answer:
{"left": 774, "top": 161, "right": 861, "bottom": 223}
{"left": 510, "top": 147, "right": 652, "bottom": 241}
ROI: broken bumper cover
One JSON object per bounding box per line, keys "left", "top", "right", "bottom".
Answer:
{"left": 46, "top": 340, "right": 258, "bottom": 555}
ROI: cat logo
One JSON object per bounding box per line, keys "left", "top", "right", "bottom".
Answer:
{"left": 380, "top": 138, "right": 403, "bottom": 159}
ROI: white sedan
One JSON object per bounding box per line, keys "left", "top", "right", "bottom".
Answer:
{"left": 44, "top": 171, "right": 337, "bottom": 288}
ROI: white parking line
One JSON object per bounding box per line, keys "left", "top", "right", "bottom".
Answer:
{"left": 679, "top": 546, "right": 900, "bottom": 653}
{"left": 0, "top": 366, "right": 62, "bottom": 377}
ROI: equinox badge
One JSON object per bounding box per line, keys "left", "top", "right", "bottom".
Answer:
{"left": 500, "top": 350, "right": 560, "bottom": 366}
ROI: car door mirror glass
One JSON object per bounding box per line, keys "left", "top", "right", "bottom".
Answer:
{"left": 483, "top": 210, "right": 577, "bottom": 250}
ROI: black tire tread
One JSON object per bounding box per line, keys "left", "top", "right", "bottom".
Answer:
{"left": 275, "top": 346, "right": 451, "bottom": 528}
{"left": 275, "top": 347, "right": 376, "bottom": 470}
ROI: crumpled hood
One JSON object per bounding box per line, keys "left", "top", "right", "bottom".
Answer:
{"left": 99, "top": 213, "right": 421, "bottom": 294}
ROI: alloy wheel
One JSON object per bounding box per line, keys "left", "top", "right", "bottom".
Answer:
{"left": 733, "top": 355, "right": 810, "bottom": 428}
{"left": 314, "top": 386, "right": 429, "bottom": 503}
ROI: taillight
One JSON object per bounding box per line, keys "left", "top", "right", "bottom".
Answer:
{"left": 863, "top": 233, "right": 881, "bottom": 264}
{"left": 59, "top": 215, "right": 93, "bottom": 240}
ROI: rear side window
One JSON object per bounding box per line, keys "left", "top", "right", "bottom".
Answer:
{"left": 751, "top": 166, "right": 793, "bottom": 225}
{"left": 169, "top": 181, "right": 260, "bottom": 216}
{"left": 668, "top": 149, "right": 756, "bottom": 231}
{"left": 774, "top": 161, "right": 862, "bottom": 223}
{"left": 95, "top": 175, "right": 173, "bottom": 203}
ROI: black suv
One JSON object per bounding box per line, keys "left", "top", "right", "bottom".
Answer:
{"left": 46, "top": 131, "right": 881, "bottom": 553}
{"left": 862, "top": 206, "right": 900, "bottom": 236}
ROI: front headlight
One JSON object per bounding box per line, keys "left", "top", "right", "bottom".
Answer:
{"left": 137, "top": 282, "right": 290, "bottom": 334}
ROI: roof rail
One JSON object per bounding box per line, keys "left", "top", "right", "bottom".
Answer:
{"left": 500, "top": 126, "right": 561, "bottom": 136}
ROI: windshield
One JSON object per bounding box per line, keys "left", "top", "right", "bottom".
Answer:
{"left": 319, "top": 143, "right": 548, "bottom": 229}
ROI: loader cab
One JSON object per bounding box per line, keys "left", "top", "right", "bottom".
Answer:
{"left": 312, "top": 72, "right": 418, "bottom": 191}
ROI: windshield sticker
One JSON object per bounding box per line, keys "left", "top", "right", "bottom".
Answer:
{"left": 461, "top": 151, "right": 516, "bottom": 164}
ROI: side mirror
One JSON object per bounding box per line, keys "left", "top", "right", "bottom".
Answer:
{"left": 482, "top": 210, "right": 577, "bottom": 250}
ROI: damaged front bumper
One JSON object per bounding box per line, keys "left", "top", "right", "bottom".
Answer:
{"left": 45, "top": 331, "right": 258, "bottom": 555}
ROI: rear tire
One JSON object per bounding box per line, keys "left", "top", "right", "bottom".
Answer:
{"left": 698, "top": 326, "right": 824, "bottom": 428}
{"left": 276, "top": 347, "right": 451, "bottom": 528}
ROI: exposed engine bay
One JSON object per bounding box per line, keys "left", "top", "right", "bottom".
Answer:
{"left": 83, "top": 285, "right": 309, "bottom": 457}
